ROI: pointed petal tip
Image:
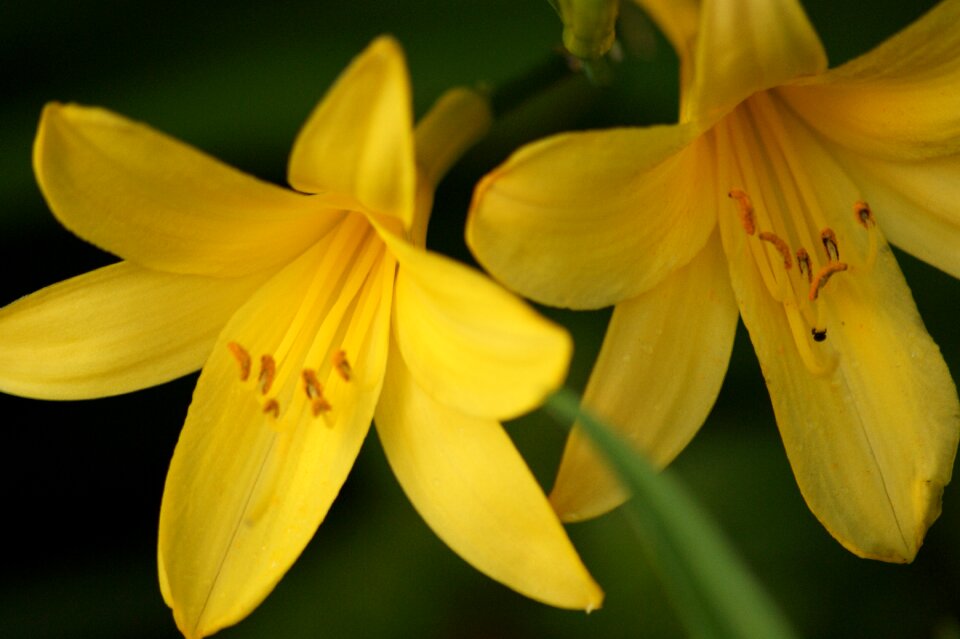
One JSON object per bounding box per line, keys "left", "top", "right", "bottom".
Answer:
{"left": 368, "top": 33, "right": 403, "bottom": 58}
{"left": 549, "top": 481, "right": 626, "bottom": 524}
{"left": 823, "top": 473, "right": 950, "bottom": 565}
{"left": 288, "top": 34, "right": 414, "bottom": 229}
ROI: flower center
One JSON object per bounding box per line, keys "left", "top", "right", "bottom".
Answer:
{"left": 222, "top": 212, "right": 389, "bottom": 427}
{"left": 719, "top": 92, "right": 879, "bottom": 375}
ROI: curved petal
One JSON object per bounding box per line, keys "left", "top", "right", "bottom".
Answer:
{"left": 34, "top": 103, "right": 340, "bottom": 277}
{"left": 716, "top": 121, "right": 959, "bottom": 562}
{"left": 685, "top": 0, "right": 826, "bottom": 124}
{"left": 467, "top": 123, "right": 715, "bottom": 309}
{"left": 375, "top": 340, "right": 603, "bottom": 611}
{"left": 289, "top": 36, "right": 415, "bottom": 229}
{"left": 550, "top": 233, "right": 738, "bottom": 521}
{"left": 376, "top": 219, "right": 570, "bottom": 420}
{"left": 159, "top": 221, "right": 395, "bottom": 638}
{"left": 779, "top": 0, "right": 960, "bottom": 160}
{"left": 827, "top": 151, "right": 960, "bottom": 282}
{"left": 0, "top": 262, "right": 269, "bottom": 400}
{"left": 772, "top": 1, "right": 960, "bottom": 281}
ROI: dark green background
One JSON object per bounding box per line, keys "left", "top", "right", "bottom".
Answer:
{"left": 2, "top": 1, "right": 957, "bottom": 637}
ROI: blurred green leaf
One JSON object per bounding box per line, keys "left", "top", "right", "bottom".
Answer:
{"left": 546, "top": 389, "right": 797, "bottom": 639}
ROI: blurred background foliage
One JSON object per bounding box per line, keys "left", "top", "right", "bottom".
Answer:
{"left": 1, "top": 1, "right": 958, "bottom": 637}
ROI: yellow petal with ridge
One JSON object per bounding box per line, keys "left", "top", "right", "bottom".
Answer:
{"left": 160, "top": 217, "right": 394, "bottom": 638}
{"left": 551, "top": 233, "right": 738, "bottom": 521}
{"left": 289, "top": 36, "right": 415, "bottom": 229}
{"left": 34, "top": 103, "right": 338, "bottom": 277}
{"left": 375, "top": 340, "right": 603, "bottom": 611}
{"left": 468, "top": 123, "right": 713, "bottom": 309}
{"left": 0, "top": 262, "right": 268, "bottom": 399}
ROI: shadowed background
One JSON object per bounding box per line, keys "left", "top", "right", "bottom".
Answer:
{"left": 1, "top": 1, "right": 958, "bottom": 637}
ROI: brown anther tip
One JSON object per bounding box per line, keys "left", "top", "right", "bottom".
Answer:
{"left": 302, "top": 369, "right": 323, "bottom": 399}
{"left": 820, "top": 228, "right": 840, "bottom": 262}
{"left": 728, "top": 188, "right": 756, "bottom": 235}
{"left": 333, "top": 350, "right": 352, "bottom": 382}
{"left": 809, "top": 262, "right": 848, "bottom": 301}
{"left": 259, "top": 355, "right": 276, "bottom": 395}
{"left": 311, "top": 397, "right": 332, "bottom": 417}
{"left": 263, "top": 398, "right": 280, "bottom": 418}
{"left": 758, "top": 231, "right": 792, "bottom": 269}
{"left": 227, "top": 342, "right": 251, "bottom": 381}
{"left": 854, "top": 201, "right": 875, "bottom": 228}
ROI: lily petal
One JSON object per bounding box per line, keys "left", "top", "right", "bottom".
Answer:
{"left": 159, "top": 223, "right": 394, "bottom": 638}
{"left": 779, "top": 0, "right": 960, "bottom": 160}
{"left": 289, "top": 36, "right": 415, "bottom": 229}
{"left": 824, "top": 151, "right": 960, "bottom": 282}
{"left": 467, "top": 123, "right": 714, "bottom": 309}
{"left": 716, "top": 119, "right": 959, "bottom": 562}
{"left": 550, "top": 233, "right": 739, "bottom": 521}
{"left": 375, "top": 340, "right": 604, "bottom": 611}
{"left": 685, "top": 0, "right": 826, "bottom": 124}
{"left": 774, "top": 0, "right": 960, "bottom": 279}
{"left": 34, "top": 103, "right": 339, "bottom": 277}
{"left": 0, "top": 262, "right": 268, "bottom": 400}
{"left": 378, "top": 221, "right": 570, "bottom": 420}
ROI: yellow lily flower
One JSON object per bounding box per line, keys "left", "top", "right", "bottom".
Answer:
{"left": 467, "top": 0, "right": 960, "bottom": 563}
{"left": 0, "top": 37, "right": 602, "bottom": 638}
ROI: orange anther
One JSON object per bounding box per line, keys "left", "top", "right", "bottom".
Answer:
{"left": 227, "top": 342, "right": 251, "bottom": 381}
{"left": 728, "top": 189, "right": 756, "bottom": 235}
{"left": 302, "top": 369, "right": 323, "bottom": 399}
{"left": 311, "top": 397, "right": 333, "bottom": 417}
{"left": 758, "top": 231, "right": 792, "bottom": 269}
{"left": 263, "top": 398, "right": 280, "bottom": 418}
{"left": 809, "top": 262, "right": 848, "bottom": 301}
{"left": 333, "top": 350, "right": 352, "bottom": 382}
{"left": 259, "top": 355, "right": 276, "bottom": 395}
{"left": 854, "top": 201, "right": 875, "bottom": 229}
{"left": 820, "top": 228, "right": 840, "bottom": 262}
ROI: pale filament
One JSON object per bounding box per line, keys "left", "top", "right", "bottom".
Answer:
{"left": 722, "top": 110, "right": 842, "bottom": 375}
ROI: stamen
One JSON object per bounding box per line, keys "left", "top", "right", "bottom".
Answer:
{"left": 311, "top": 397, "right": 333, "bottom": 417}
{"left": 259, "top": 355, "right": 276, "bottom": 395}
{"left": 303, "top": 369, "right": 333, "bottom": 417}
{"left": 854, "top": 201, "right": 875, "bottom": 228}
{"left": 796, "top": 248, "right": 812, "bottom": 283}
{"left": 758, "top": 232, "right": 792, "bottom": 269}
{"left": 820, "top": 228, "right": 840, "bottom": 262}
{"left": 853, "top": 200, "right": 879, "bottom": 272}
{"left": 227, "top": 342, "right": 251, "bottom": 381}
{"left": 728, "top": 189, "right": 756, "bottom": 235}
{"left": 809, "top": 262, "right": 849, "bottom": 301}
{"left": 263, "top": 398, "right": 280, "bottom": 418}
{"left": 333, "top": 349, "right": 352, "bottom": 382}
{"left": 302, "top": 369, "right": 323, "bottom": 399}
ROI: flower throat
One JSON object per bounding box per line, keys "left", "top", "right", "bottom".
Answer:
{"left": 720, "top": 92, "right": 878, "bottom": 376}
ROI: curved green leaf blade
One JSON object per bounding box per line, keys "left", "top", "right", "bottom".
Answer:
{"left": 546, "top": 389, "right": 797, "bottom": 639}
